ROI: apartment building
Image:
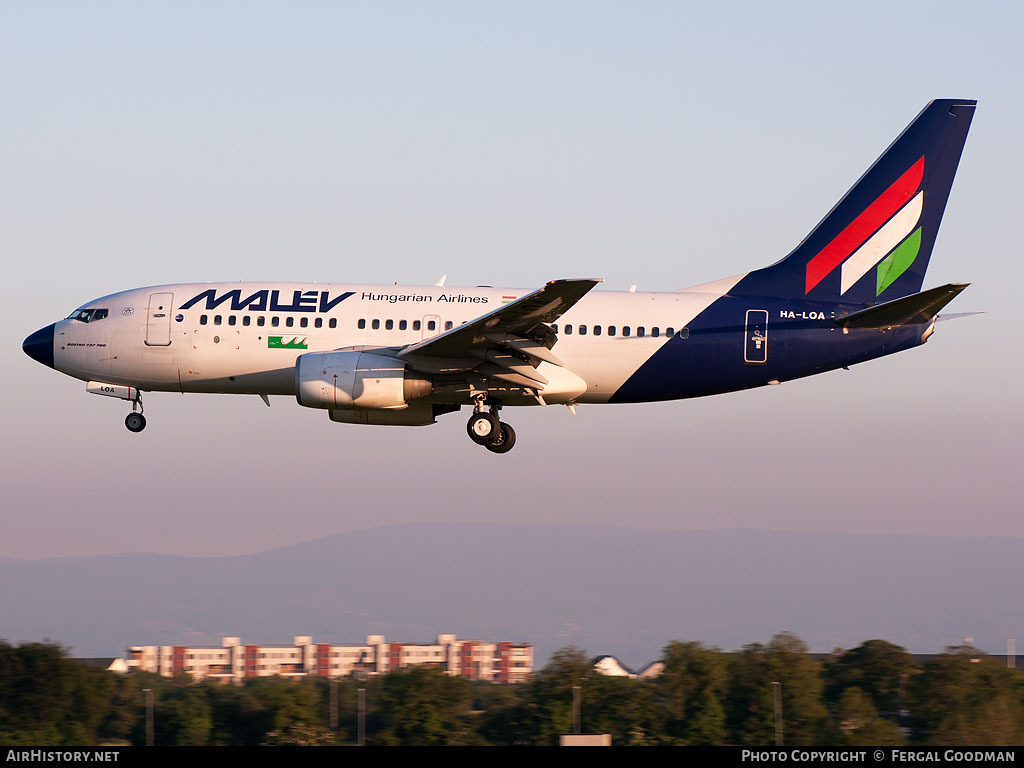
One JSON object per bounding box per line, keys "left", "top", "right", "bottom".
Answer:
{"left": 127, "top": 634, "right": 532, "bottom": 684}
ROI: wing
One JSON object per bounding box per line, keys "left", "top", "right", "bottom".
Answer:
{"left": 397, "top": 278, "right": 601, "bottom": 390}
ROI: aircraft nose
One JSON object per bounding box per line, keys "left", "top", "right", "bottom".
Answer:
{"left": 23, "top": 323, "right": 55, "bottom": 369}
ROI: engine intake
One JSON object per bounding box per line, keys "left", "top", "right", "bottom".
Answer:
{"left": 295, "top": 350, "right": 431, "bottom": 410}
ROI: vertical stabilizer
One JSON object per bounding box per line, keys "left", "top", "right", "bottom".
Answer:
{"left": 733, "top": 100, "right": 975, "bottom": 305}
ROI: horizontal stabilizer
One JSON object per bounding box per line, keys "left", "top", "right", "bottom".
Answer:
{"left": 836, "top": 283, "right": 968, "bottom": 329}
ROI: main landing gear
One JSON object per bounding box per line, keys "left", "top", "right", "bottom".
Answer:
{"left": 466, "top": 398, "right": 516, "bottom": 454}
{"left": 125, "top": 392, "right": 146, "bottom": 433}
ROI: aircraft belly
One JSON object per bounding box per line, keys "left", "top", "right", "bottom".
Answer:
{"left": 563, "top": 340, "right": 670, "bottom": 402}
{"left": 530, "top": 363, "right": 587, "bottom": 403}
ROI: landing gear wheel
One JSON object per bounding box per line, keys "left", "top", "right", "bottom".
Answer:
{"left": 125, "top": 413, "right": 147, "bottom": 433}
{"left": 467, "top": 412, "right": 500, "bottom": 445}
{"left": 485, "top": 422, "right": 516, "bottom": 454}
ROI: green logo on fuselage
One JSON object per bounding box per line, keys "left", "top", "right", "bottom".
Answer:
{"left": 268, "top": 336, "right": 308, "bottom": 349}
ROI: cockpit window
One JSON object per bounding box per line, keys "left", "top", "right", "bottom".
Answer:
{"left": 66, "top": 308, "right": 109, "bottom": 323}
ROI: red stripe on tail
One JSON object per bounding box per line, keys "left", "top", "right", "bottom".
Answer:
{"left": 804, "top": 156, "right": 924, "bottom": 293}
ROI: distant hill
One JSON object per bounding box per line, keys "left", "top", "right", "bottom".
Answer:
{"left": 1, "top": 524, "right": 1020, "bottom": 668}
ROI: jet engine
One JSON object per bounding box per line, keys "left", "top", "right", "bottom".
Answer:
{"left": 295, "top": 350, "right": 432, "bottom": 410}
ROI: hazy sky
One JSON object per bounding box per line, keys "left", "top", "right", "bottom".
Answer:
{"left": 3, "top": 1, "right": 1022, "bottom": 559}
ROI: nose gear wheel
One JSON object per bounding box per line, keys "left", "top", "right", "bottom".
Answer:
{"left": 125, "top": 412, "right": 146, "bottom": 432}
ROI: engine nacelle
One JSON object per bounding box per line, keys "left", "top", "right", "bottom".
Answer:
{"left": 295, "top": 350, "right": 431, "bottom": 410}
{"left": 330, "top": 403, "right": 437, "bottom": 426}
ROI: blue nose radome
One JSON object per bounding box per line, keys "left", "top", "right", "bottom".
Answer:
{"left": 22, "top": 324, "right": 55, "bottom": 369}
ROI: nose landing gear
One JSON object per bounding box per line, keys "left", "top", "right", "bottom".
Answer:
{"left": 125, "top": 392, "right": 146, "bottom": 433}
{"left": 86, "top": 382, "right": 148, "bottom": 433}
{"left": 466, "top": 397, "right": 516, "bottom": 454}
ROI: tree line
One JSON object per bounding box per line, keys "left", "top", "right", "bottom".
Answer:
{"left": 0, "top": 633, "right": 1021, "bottom": 746}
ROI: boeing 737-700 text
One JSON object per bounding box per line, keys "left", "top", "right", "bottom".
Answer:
{"left": 23, "top": 99, "right": 977, "bottom": 454}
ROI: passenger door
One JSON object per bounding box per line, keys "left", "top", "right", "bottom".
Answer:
{"left": 145, "top": 292, "right": 174, "bottom": 346}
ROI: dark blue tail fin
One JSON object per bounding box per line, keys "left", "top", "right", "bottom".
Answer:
{"left": 732, "top": 99, "right": 976, "bottom": 305}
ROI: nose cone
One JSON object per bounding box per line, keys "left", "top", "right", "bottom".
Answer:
{"left": 23, "top": 324, "right": 55, "bottom": 369}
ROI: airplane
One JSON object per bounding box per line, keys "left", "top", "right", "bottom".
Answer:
{"left": 23, "top": 99, "right": 977, "bottom": 454}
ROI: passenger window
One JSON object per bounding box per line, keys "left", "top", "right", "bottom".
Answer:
{"left": 242, "top": 316, "right": 251, "bottom": 327}
{"left": 565, "top": 325, "right": 573, "bottom": 335}
{"left": 257, "top": 316, "right": 265, "bottom": 327}
{"left": 200, "top": 315, "right": 208, "bottom": 326}
{"left": 679, "top": 327, "right": 689, "bottom": 339}
{"left": 652, "top": 327, "right": 660, "bottom": 337}
{"left": 286, "top": 317, "right": 294, "bottom": 328}
{"left": 594, "top": 325, "right": 602, "bottom": 336}
{"left": 637, "top": 327, "right": 645, "bottom": 337}
{"left": 385, "top": 319, "right": 394, "bottom": 330}
{"left": 214, "top": 315, "right": 222, "bottom": 326}
{"left": 579, "top": 325, "right": 587, "bottom": 336}
{"left": 427, "top": 320, "right": 436, "bottom": 331}
{"left": 372, "top": 319, "right": 380, "bottom": 330}
{"left": 329, "top": 318, "right": 337, "bottom": 329}
{"left": 228, "top": 315, "right": 237, "bottom": 326}
{"left": 399, "top": 320, "right": 407, "bottom": 330}
{"left": 314, "top": 317, "right": 322, "bottom": 328}
{"left": 271, "top": 317, "right": 280, "bottom": 327}
{"left": 413, "top": 320, "right": 421, "bottom": 331}
{"left": 300, "top": 317, "right": 308, "bottom": 328}
{"left": 445, "top": 321, "right": 453, "bottom": 331}
{"left": 622, "top": 326, "right": 630, "bottom": 337}
{"left": 358, "top": 319, "right": 366, "bottom": 329}
{"left": 666, "top": 327, "right": 674, "bottom": 337}
{"left": 551, "top": 324, "right": 558, "bottom": 334}
{"left": 608, "top": 325, "right": 616, "bottom": 336}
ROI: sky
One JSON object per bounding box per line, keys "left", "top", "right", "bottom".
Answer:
{"left": 2, "top": 1, "right": 1023, "bottom": 562}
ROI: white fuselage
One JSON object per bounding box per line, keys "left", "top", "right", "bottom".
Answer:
{"left": 53, "top": 277, "right": 742, "bottom": 405}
